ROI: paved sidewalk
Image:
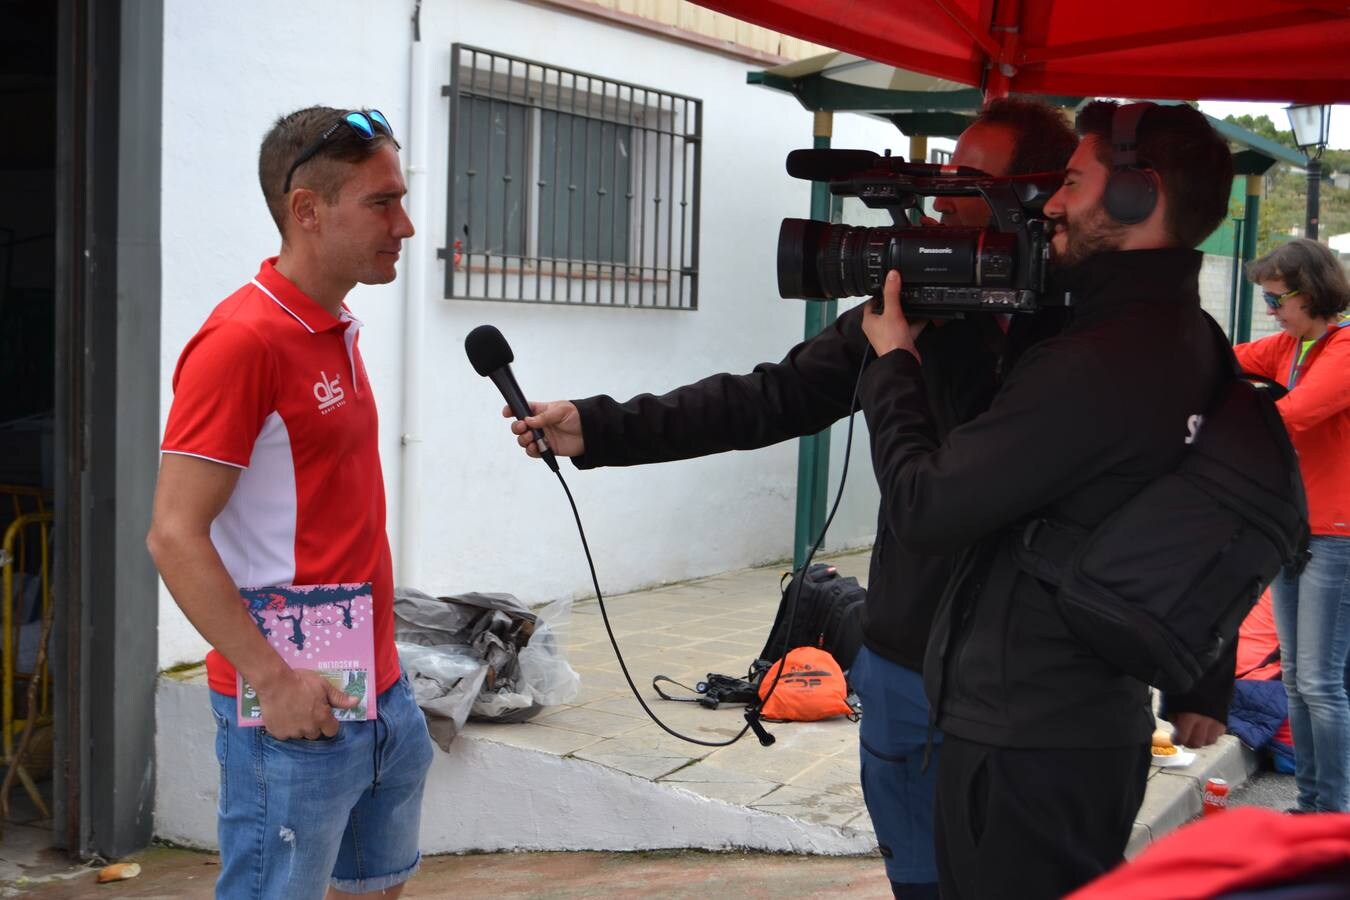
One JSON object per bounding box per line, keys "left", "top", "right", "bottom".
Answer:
{"left": 461, "top": 549, "right": 874, "bottom": 836}
{"left": 5, "top": 549, "right": 1257, "bottom": 896}
{"left": 465, "top": 546, "right": 1256, "bottom": 856}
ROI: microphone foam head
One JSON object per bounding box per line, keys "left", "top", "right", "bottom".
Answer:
{"left": 785, "top": 148, "right": 880, "bottom": 181}
{"left": 464, "top": 324, "right": 514, "bottom": 376}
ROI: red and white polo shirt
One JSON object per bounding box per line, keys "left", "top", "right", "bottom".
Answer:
{"left": 162, "top": 258, "right": 399, "bottom": 696}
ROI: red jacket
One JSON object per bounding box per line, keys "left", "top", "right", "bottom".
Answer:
{"left": 1068, "top": 807, "right": 1350, "bottom": 899}
{"left": 1235, "top": 318, "right": 1350, "bottom": 537}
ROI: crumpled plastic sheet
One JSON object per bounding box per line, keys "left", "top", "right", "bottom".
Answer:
{"left": 394, "top": 587, "right": 579, "bottom": 750}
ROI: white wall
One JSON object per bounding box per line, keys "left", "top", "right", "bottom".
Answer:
{"left": 157, "top": 0, "right": 900, "bottom": 668}
{"left": 1198, "top": 253, "right": 1283, "bottom": 342}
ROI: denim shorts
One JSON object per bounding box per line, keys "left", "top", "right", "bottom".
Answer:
{"left": 209, "top": 670, "right": 435, "bottom": 899}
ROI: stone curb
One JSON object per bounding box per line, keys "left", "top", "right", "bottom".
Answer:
{"left": 1127, "top": 734, "right": 1260, "bottom": 856}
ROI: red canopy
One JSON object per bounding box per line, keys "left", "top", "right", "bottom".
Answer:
{"left": 692, "top": 1, "right": 1348, "bottom": 103}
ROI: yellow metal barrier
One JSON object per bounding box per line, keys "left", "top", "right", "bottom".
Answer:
{"left": 0, "top": 485, "right": 53, "bottom": 821}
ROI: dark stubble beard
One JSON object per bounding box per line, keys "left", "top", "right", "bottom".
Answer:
{"left": 1051, "top": 203, "right": 1130, "bottom": 268}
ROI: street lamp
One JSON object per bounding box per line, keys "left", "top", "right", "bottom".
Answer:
{"left": 1286, "top": 104, "right": 1331, "bottom": 240}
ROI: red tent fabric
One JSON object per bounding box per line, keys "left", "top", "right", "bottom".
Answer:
{"left": 693, "top": 1, "right": 1349, "bottom": 103}
{"left": 1066, "top": 807, "right": 1350, "bottom": 899}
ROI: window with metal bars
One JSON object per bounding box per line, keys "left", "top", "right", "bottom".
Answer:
{"left": 443, "top": 45, "right": 702, "bottom": 309}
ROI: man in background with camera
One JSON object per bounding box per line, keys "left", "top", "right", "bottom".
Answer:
{"left": 505, "top": 99, "right": 1072, "bottom": 900}
{"left": 858, "top": 101, "right": 1235, "bottom": 899}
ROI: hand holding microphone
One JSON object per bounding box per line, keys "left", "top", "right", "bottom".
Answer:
{"left": 465, "top": 325, "right": 584, "bottom": 471}
{"left": 504, "top": 400, "right": 585, "bottom": 460}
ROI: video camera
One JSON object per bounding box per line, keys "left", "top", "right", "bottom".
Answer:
{"left": 777, "top": 149, "right": 1065, "bottom": 315}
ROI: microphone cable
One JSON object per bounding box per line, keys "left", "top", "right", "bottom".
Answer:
{"left": 550, "top": 346, "right": 873, "bottom": 748}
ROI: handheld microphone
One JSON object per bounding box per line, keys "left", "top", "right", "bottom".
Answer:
{"left": 464, "top": 324, "right": 559, "bottom": 473}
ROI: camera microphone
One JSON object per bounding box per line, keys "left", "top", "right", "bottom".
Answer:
{"left": 786, "top": 148, "right": 991, "bottom": 182}
{"left": 464, "top": 324, "right": 559, "bottom": 473}
{"left": 786, "top": 148, "right": 882, "bottom": 181}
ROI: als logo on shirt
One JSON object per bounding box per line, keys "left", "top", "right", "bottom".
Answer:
{"left": 314, "top": 371, "right": 346, "bottom": 414}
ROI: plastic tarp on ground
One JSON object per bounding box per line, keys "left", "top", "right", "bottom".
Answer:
{"left": 692, "top": 0, "right": 1349, "bottom": 103}
{"left": 394, "top": 588, "right": 579, "bottom": 750}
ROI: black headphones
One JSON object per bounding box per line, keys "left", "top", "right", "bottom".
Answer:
{"left": 1102, "top": 102, "right": 1158, "bottom": 225}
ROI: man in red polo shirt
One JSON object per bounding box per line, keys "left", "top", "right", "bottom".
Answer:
{"left": 147, "top": 106, "right": 432, "bottom": 900}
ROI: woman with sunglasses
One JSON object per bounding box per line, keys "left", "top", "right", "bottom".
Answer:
{"left": 1235, "top": 237, "right": 1350, "bottom": 813}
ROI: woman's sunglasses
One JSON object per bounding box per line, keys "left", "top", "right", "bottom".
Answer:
{"left": 283, "top": 110, "right": 395, "bottom": 194}
{"left": 1262, "top": 288, "right": 1300, "bottom": 310}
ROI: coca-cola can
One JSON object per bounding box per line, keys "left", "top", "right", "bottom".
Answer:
{"left": 1202, "top": 777, "right": 1229, "bottom": 815}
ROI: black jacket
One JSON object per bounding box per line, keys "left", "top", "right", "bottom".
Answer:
{"left": 858, "top": 248, "right": 1232, "bottom": 748}
{"left": 571, "top": 305, "right": 1003, "bottom": 672}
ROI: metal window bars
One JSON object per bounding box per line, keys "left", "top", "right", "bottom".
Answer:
{"left": 443, "top": 45, "right": 701, "bottom": 309}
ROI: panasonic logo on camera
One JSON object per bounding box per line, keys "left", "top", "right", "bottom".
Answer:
{"left": 918, "top": 246, "right": 954, "bottom": 255}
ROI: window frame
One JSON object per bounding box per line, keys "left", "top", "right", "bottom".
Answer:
{"left": 443, "top": 44, "right": 702, "bottom": 310}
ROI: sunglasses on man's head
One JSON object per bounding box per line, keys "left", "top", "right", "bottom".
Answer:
{"left": 1262, "top": 288, "right": 1300, "bottom": 310}
{"left": 283, "top": 109, "right": 395, "bottom": 194}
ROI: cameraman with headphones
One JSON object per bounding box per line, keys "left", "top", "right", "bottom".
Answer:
{"left": 860, "top": 101, "right": 1235, "bottom": 899}
{"left": 508, "top": 98, "right": 1073, "bottom": 900}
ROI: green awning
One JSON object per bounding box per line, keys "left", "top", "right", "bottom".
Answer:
{"left": 748, "top": 51, "right": 1078, "bottom": 137}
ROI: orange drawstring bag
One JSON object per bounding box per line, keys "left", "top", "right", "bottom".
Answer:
{"left": 757, "top": 646, "right": 857, "bottom": 722}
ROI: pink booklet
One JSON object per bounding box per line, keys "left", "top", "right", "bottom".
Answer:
{"left": 236, "top": 583, "right": 377, "bottom": 727}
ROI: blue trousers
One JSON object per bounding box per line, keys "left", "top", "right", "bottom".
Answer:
{"left": 851, "top": 645, "right": 941, "bottom": 885}
{"left": 1271, "top": 535, "right": 1350, "bottom": 812}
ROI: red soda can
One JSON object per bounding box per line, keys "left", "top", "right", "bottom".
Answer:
{"left": 1202, "top": 777, "right": 1229, "bottom": 815}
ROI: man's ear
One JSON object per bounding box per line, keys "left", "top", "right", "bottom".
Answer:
{"left": 288, "top": 188, "right": 321, "bottom": 234}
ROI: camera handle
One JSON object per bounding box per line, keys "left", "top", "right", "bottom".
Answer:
{"left": 869, "top": 287, "right": 967, "bottom": 320}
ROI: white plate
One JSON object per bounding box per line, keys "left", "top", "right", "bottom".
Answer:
{"left": 1150, "top": 749, "right": 1196, "bottom": 768}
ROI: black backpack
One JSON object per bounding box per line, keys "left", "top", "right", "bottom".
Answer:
{"left": 1012, "top": 316, "right": 1310, "bottom": 694}
{"left": 756, "top": 563, "right": 866, "bottom": 671}
{"left": 651, "top": 563, "right": 866, "bottom": 713}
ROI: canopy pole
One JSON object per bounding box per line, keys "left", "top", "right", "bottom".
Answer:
{"left": 1235, "top": 174, "right": 1261, "bottom": 344}
{"left": 1227, "top": 214, "right": 1244, "bottom": 338}
{"left": 793, "top": 110, "right": 837, "bottom": 569}
{"left": 984, "top": 73, "right": 1010, "bottom": 100}
{"left": 908, "top": 134, "right": 930, "bottom": 224}
{"left": 909, "top": 134, "right": 928, "bottom": 164}
{"left": 983, "top": 0, "right": 1020, "bottom": 99}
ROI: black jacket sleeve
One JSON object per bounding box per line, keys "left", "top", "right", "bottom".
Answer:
{"left": 1161, "top": 640, "right": 1238, "bottom": 723}
{"left": 858, "top": 338, "right": 1131, "bottom": 556}
{"left": 571, "top": 305, "right": 871, "bottom": 468}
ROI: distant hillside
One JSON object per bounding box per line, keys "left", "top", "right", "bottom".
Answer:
{"left": 1223, "top": 114, "right": 1350, "bottom": 255}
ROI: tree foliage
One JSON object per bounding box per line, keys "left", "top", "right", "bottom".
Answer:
{"left": 1223, "top": 114, "right": 1350, "bottom": 255}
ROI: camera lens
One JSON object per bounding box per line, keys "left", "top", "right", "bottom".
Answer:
{"left": 776, "top": 218, "right": 826, "bottom": 299}
{"left": 779, "top": 218, "right": 1004, "bottom": 300}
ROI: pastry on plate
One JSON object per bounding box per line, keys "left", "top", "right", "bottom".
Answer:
{"left": 1151, "top": 730, "right": 1179, "bottom": 757}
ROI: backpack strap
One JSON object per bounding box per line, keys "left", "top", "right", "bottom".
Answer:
{"left": 652, "top": 673, "right": 762, "bottom": 710}
{"left": 651, "top": 675, "right": 711, "bottom": 704}
{"left": 1286, "top": 314, "right": 1350, "bottom": 388}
